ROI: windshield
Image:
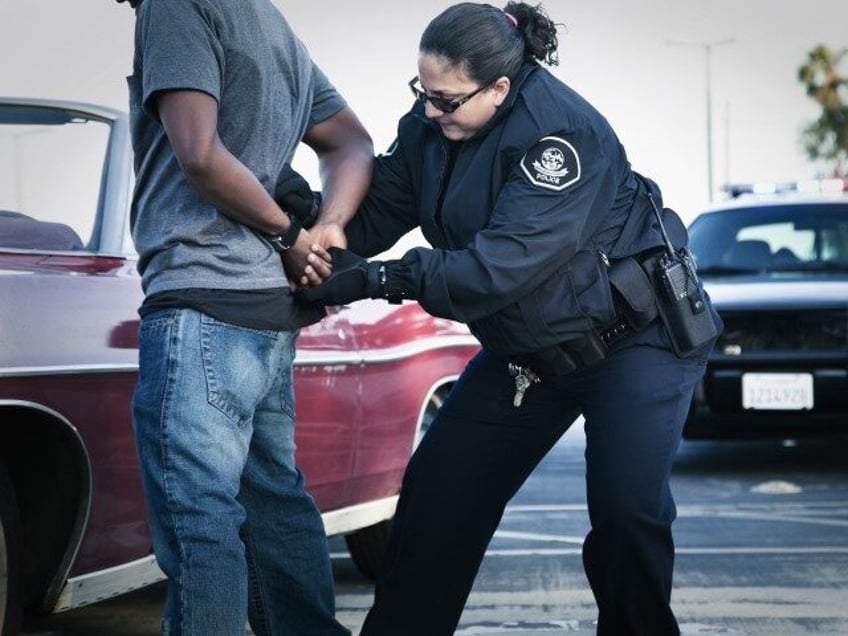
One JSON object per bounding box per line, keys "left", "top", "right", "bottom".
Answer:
{"left": 688, "top": 202, "right": 848, "bottom": 274}
{"left": 0, "top": 105, "right": 111, "bottom": 252}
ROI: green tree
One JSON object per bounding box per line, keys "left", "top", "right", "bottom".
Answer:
{"left": 798, "top": 44, "right": 848, "bottom": 177}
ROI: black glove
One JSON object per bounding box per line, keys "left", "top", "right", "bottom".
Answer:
{"left": 298, "top": 247, "right": 384, "bottom": 306}
{"left": 274, "top": 164, "right": 320, "bottom": 228}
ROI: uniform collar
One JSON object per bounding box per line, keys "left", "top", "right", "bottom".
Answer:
{"left": 476, "top": 63, "right": 538, "bottom": 136}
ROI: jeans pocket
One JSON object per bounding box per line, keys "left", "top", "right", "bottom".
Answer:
{"left": 135, "top": 311, "right": 178, "bottom": 414}
{"left": 199, "top": 314, "right": 284, "bottom": 426}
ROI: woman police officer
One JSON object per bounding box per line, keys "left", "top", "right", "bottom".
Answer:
{"left": 301, "top": 2, "right": 719, "bottom": 634}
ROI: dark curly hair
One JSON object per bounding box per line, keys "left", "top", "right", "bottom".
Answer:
{"left": 419, "top": 2, "right": 562, "bottom": 85}
{"left": 115, "top": 0, "right": 142, "bottom": 8}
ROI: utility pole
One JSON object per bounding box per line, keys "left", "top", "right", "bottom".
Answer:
{"left": 667, "top": 37, "right": 735, "bottom": 202}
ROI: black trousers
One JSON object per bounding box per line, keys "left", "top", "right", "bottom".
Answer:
{"left": 360, "top": 326, "right": 708, "bottom": 635}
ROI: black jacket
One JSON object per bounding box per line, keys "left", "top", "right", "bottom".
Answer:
{"left": 347, "top": 64, "right": 687, "bottom": 356}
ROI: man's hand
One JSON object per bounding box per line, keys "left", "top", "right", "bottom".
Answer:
{"left": 298, "top": 247, "right": 383, "bottom": 306}
{"left": 308, "top": 222, "right": 347, "bottom": 250}
{"left": 280, "top": 229, "right": 332, "bottom": 289}
{"left": 299, "top": 223, "right": 347, "bottom": 286}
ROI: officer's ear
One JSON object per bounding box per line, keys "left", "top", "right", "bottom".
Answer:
{"left": 491, "top": 76, "right": 511, "bottom": 107}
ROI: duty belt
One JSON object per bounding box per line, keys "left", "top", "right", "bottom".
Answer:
{"left": 509, "top": 308, "right": 644, "bottom": 386}
{"left": 597, "top": 315, "right": 634, "bottom": 345}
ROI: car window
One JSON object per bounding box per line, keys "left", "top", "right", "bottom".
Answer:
{"left": 689, "top": 202, "right": 848, "bottom": 273}
{"left": 736, "top": 222, "right": 815, "bottom": 262}
{"left": 820, "top": 222, "right": 848, "bottom": 261}
{"left": 0, "top": 106, "right": 111, "bottom": 252}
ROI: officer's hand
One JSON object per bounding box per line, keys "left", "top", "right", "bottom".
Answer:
{"left": 274, "top": 164, "right": 319, "bottom": 228}
{"left": 298, "top": 247, "right": 382, "bottom": 306}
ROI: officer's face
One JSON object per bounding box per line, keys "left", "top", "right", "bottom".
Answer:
{"left": 417, "top": 53, "right": 510, "bottom": 141}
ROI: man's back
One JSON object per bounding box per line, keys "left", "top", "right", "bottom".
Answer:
{"left": 128, "top": 0, "right": 346, "bottom": 296}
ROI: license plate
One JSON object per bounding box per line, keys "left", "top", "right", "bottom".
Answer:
{"left": 741, "top": 373, "right": 814, "bottom": 410}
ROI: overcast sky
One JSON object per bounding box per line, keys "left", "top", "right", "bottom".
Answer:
{"left": 1, "top": 0, "right": 846, "bottom": 224}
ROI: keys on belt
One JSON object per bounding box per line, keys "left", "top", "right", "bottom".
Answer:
{"left": 508, "top": 363, "right": 540, "bottom": 407}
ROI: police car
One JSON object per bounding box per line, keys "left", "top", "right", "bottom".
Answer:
{"left": 684, "top": 178, "right": 848, "bottom": 438}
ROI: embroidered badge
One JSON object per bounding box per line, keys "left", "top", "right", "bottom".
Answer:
{"left": 520, "top": 136, "right": 580, "bottom": 191}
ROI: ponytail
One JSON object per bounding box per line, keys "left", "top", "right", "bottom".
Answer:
{"left": 419, "top": 2, "right": 562, "bottom": 85}
{"left": 503, "top": 2, "right": 559, "bottom": 67}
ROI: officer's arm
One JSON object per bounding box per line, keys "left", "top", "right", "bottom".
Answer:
{"left": 391, "top": 128, "right": 617, "bottom": 322}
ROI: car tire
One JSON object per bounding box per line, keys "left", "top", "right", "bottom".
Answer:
{"left": 0, "top": 464, "right": 22, "bottom": 636}
{"left": 345, "top": 385, "right": 453, "bottom": 580}
{"left": 344, "top": 519, "right": 391, "bottom": 581}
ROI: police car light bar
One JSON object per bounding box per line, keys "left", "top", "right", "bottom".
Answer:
{"left": 723, "top": 178, "right": 848, "bottom": 198}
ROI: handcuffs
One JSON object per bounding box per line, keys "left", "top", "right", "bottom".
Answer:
{"left": 265, "top": 212, "right": 302, "bottom": 252}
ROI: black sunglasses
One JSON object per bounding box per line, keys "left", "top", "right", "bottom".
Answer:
{"left": 408, "top": 76, "right": 490, "bottom": 114}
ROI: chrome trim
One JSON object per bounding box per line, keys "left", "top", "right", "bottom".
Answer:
{"left": 0, "top": 97, "right": 124, "bottom": 122}
{"left": 294, "top": 334, "right": 480, "bottom": 366}
{"left": 0, "top": 334, "right": 480, "bottom": 378}
{"left": 52, "top": 555, "right": 165, "bottom": 613}
{"left": 0, "top": 363, "right": 139, "bottom": 378}
{"left": 413, "top": 375, "right": 459, "bottom": 450}
{"left": 98, "top": 112, "right": 134, "bottom": 255}
{"left": 52, "top": 496, "right": 400, "bottom": 613}
{"left": 321, "top": 496, "right": 398, "bottom": 536}
{"left": 0, "top": 247, "right": 97, "bottom": 256}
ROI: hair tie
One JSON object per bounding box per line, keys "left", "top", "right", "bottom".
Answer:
{"left": 503, "top": 11, "right": 518, "bottom": 27}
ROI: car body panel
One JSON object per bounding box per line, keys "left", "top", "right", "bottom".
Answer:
{"left": 0, "top": 97, "right": 480, "bottom": 615}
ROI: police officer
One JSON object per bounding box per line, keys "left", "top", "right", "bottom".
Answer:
{"left": 301, "top": 2, "right": 718, "bottom": 634}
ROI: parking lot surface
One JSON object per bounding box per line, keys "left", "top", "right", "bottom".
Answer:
{"left": 23, "top": 425, "right": 848, "bottom": 635}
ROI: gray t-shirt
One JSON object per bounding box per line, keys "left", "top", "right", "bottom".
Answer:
{"left": 127, "top": 0, "right": 346, "bottom": 298}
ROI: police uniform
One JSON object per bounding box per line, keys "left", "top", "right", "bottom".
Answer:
{"left": 348, "top": 63, "right": 716, "bottom": 636}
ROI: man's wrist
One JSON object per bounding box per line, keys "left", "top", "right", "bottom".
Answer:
{"left": 266, "top": 213, "right": 302, "bottom": 252}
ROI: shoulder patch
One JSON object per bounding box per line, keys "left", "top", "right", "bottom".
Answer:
{"left": 520, "top": 136, "right": 580, "bottom": 191}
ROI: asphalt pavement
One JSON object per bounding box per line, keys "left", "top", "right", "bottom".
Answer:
{"left": 22, "top": 423, "right": 848, "bottom": 635}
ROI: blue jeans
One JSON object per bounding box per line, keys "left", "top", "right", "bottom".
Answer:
{"left": 132, "top": 308, "right": 349, "bottom": 636}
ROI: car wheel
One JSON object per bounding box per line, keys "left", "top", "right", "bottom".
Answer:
{"left": 344, "top": 518, "right": 391, "bottom": 581}
{"left": 345, "top": 385, "right": 454, "bottom": 580}
{"left": 0, "top": 464, "right": 22, "bottom": 636}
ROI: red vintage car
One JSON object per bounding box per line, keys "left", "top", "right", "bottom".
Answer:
{"left": 0, "top": 97, "right": 479, "bottom": 632}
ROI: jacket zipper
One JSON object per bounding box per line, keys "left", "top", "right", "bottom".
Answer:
{"left": 432, "top": 136, "right": 453, "bottom": 248}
